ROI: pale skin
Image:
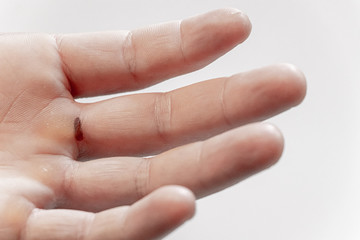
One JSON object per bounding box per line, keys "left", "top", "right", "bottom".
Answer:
{"left": 0, "top": 8, "right": 306, "bottom": 240}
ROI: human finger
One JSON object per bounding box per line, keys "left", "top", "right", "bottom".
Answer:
{"left": 78, "top": 64, "right": 306, "bottom": 158}
{"left": 55, "top": 8, "right": 251, "bottom": 97}
{"left": 61, "top": 123, "right": 282, "bottom": 211}
{"left": 23, "top": 186, "right": 195, "bottom": 240}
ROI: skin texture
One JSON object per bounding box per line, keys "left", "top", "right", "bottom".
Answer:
{"left": 0, "top": 8, "right": 306, "bottom": 240}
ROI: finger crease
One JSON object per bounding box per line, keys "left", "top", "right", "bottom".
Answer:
{"left": 196, "top": 141, "right": 208, "bottom": 191}
{"left": 16, "top": 199, "right": 36, "bottom": 240}
{"left": 178, "top": 20, "right": 188, "bottom": 65}
{"left": 52, "top": 34, "right": 74, "bottom": 94}
{"left": 61, "top": 160, "right": 79, "bottom": 205}
{"left": 221, "top": 77, "right": 233, "bottom": 127}
{"left": 135, "top": 159, "right": 151, "bottom": 200}
{"left": 154, "top": 92, "right": 172, "bottom": 143}
{"left": 78, "top": 213, "right": 95, "bottom": 240}
{"left": 19, "top": 208, "right": 40, "bottom": 240}
{"left": 123, "top": 31, "right": 139, "bottom": 86}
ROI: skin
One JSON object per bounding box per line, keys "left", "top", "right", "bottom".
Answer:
{"left": 0, "top": 8, "right": 306, "bottom": 240}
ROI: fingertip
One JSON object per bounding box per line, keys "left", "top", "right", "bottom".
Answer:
{"left": 224, "top": 123, "right": 285, "bottom": 172}
{"left": 230, "top": 123, "right": 284, "bottom": 170}
{"left": 273, "top": 63, "right": 307, "bottom": 106}
{"left": 155, "top": 185, "right": 196, "bottom": 221}
{"left": 186, "top": 123, "right": 286, "bottom": 197}
{"left": 138, "top": 186, "right": 196, "bottom": 239}
{"left": 117, "top": 186, "right": 196, "bottom": 240}
{"left": 213, "top": 8, "right": 252, "bottom": 43}
{"left": 257, "top": 123, "right": 285, "bottom": 166}
{"left": 181, "top": 8, "right": 252, "bottom": 65}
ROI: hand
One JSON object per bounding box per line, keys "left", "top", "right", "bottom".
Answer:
{"left": 0, "top": 8, "right": 306, "bottom": 240}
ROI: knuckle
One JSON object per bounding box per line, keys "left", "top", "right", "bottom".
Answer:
{"left": 153, "top": 92, "right": 172, "bottom": 142}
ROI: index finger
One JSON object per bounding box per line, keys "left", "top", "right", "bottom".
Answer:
{"left": 55, "top": 8, "right": 251, "bottom": 97}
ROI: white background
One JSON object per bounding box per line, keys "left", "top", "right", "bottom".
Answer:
{"left": 1, "top": 0, "right": 359, "bottom": 239}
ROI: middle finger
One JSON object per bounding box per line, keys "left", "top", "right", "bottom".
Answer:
{"left": 78, "top": 64, "right": 306, "bottom": 159}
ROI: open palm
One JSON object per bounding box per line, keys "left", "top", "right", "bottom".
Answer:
{"left": 0, "top": 9, "right": 306, "bottom": 240}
